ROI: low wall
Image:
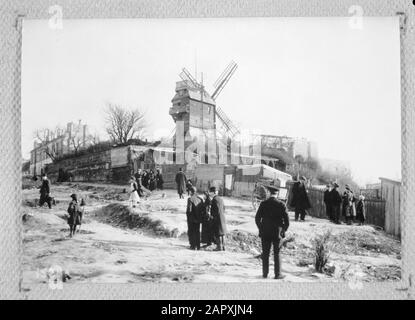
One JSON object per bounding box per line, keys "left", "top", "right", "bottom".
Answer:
{"left": 45, "top": 146, "right": 133, "bottom": 184}
{"left": 45, "top": 149, "right": 112, "bottom": 183}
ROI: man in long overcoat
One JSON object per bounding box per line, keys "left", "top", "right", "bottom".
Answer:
{"left": 186, "top": 187, "right": 204, "bottom": 250}
{"left": 175, "top": 168, "right": 187, "bottom": 199}
{"left": 330, "top": 182, "right": 343, "bottom": 224}
{"left": 289, "top": 176, "right": 311, "bottom": 221}
{"left": 156, "top": 169, "right": 164, "bottom": 190}
{"left": 39, "top": 175, "right": 52, "bottom": 209}
{"left": 209, "top": 187, "right": 227, "bottom": 251}
{"left": 201, "top": 191, "right": 214, "bottom": 247}
{"left": 255, "top": 185, "right": 289, "bottom": 279}
{"left": 323, "top": 184, "right": 333, "bottom": 221}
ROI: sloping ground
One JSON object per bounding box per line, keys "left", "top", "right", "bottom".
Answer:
{"left": 22, "top": 182, "right": 401, "bottom": 284}
{"left": 88, "top": 189, "right": 401, "bottom": 282}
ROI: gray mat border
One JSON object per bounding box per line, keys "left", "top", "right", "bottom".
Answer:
{"left": 0, "top": 0, "right": 413, "bottom": 300}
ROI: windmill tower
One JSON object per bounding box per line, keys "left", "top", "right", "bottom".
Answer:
{"left": 169, "top": 61, "right": 240, "bottom": 165}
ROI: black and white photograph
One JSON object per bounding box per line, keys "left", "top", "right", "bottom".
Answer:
{"left": 1, "top": 0, "right": 414, "bottom": 304}
{"left": 19, "top": 15, "right": 403, "bottom": 286}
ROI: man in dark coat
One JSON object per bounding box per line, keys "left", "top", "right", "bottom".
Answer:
{"left": 186, "top": 187, "right": 204, "bottom": 250}
{"left": 323, "top": 184, "right": 333, "bottom": 222}
{"left": 175, "top": 168, "right": 187, "bottom": 199}
{"left": 289, "top": 176, "right": 311, "bottom": 221}
{"left": 201, "top": 191, "right": 214, "bottom": 247}
{"left": 255, "top": 185, "right": 289, "bottom": 279}
{"left": 156, "top": 169, "right": 164, "bottom": 190}
{"left": 148, "top": 170, "right": 157, "bottom": 191}
{"left": 330, "top": 182, "right": 343, "bottom": 224}
{"left": 39, "top": 175, "right": 52, "bottom": 209}
{"left": 142, "top": 170, "right": 149, "bottom": 189}
{"left": 209, "top": 187, "right": 227, "bottom": 251}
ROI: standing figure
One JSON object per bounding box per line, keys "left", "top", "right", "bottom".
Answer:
{"left": 134, "top": 169, "right": 144, "bottom": 197}
{"left": 356, "top": 195, "right": 366, "bottom": 225}
{"left": 209, "top": 187, "right": 227, "bottom": 251}
{"left": 129, "top": 176, "right": 140, "bottom": 208}
{"left": 342, "top": 184, "right": 356, "bottom": 225}
{"left": 323, "top": 184, "right": 333, "bottom": 222}
{"left": 289, "top": 176, "right": 311, "bottom": 221}
{"left": 201, "top": 191, "right": 214, "bottom": 247}
{"left": 255, "top": 185, "right": 289, "bottom": 279}
{"left": 67, "top": 194, "right": 81, "bottom": 237}
{"left": 156, "top": 169, "right": 164, "bottom": 190}
{"left": 175, "top": 168, "right": 187, "bottom": 199}
{"left": 186, "top": 187, "right": 204, "bottom": 250}
{"left": 186, "top": 179, "right": 194, "bottom": 196}
{"left": 39, "top": 175, "right": 52, "bottom": 209}
{"left": 142, "top": 170, "right": 150, "bottom": 189}
{"left": 148, "top": 170, "right": 157, "bottom": 191}
{"left": 330, "top": 182, "right": 343, "bottom": 224}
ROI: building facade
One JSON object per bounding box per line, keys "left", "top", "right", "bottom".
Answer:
{"left": 29, "top": 121, "right": 90, "bottom": 176}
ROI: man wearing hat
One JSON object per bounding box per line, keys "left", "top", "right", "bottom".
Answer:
{"left": 38, "top": 174, "right": 52, "bottom": 209}
{"left": 209, "top": 186, "right": 227, "bottom": 251}
{"left": 323, "top": 183, "right": 333, "bottom": 222}
{"left": 289, "top": 176, "right": 311, "bottom": 221}
{"left": 67, "top": 193, "right": 81, "bottom": 237}
{"left": 186, "top": 186, "right": 204, "bottom": 250}
{"left": 255, "top": 185, "right": 289, "bottom": 279}
{"left": 329, "top": 182, "right": 343, "bottom": 224}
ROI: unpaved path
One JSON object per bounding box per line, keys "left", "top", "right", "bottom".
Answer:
{"left": 22, "top": 182, "right": 401, "bottom": 284}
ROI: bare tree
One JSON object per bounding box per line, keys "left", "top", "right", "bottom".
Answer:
{"left": 67, "top": 125, "right": 97, "bottom": 154}
{"left": 33, "top": 126, "right": 64, "bottom": 161}
{"left": 104, "top": 103, "right": 146, "bottom": 144}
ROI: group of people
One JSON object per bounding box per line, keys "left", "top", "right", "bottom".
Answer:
{"left": 323, "top": 183, "right": 366, "bottom": 225}
{"left": 128, "top": 168, "right": 164, "bottom": 207}
{"left": 185, "top": 186, "right": 227, "bottom": 251}
{"left": 140, "top": 169, "right": 164, "bottom": 191}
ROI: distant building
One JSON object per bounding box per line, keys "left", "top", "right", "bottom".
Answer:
{"left": 251, "top": 134, "right": 318, "bottom": 172}
{"left": 29, "top": 121, "right": 90, "bottom": 176}
{"left": 319, "top": 158, "right": 351, "bottom": 177}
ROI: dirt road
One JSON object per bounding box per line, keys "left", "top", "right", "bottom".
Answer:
{"left": 22, "top": 183, "right": 401, "bottom": 284}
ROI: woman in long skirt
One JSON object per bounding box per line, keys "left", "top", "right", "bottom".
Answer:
{"left": 129, "top": 176, "right": 140, "bottom": 208}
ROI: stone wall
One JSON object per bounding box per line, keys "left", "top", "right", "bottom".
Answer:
{"left": 45, "top": 146, "right": 133, "bottom": 184}
{"left": 45, "top": 149, "right": 112, "bottom": 183}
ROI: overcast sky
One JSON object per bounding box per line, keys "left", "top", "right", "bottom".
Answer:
{"left": 22, "top": 17, "right": 401, "bottom": 186}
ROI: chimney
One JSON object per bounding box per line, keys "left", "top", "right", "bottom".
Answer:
{"left": 83, "top": 124, "right": 87, "bottom": 146}
{"left": 67, "top": 122, "right": 73, "bottom": 138}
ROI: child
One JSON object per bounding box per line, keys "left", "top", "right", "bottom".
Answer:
{"left": 356, "top": 195, "right": 366, "bottom": 225}
{"left": 186, "top": 179, "right": 193, "bottom": 196}
{"left": 67, "top": 194, "right": 81, "bottom": 237}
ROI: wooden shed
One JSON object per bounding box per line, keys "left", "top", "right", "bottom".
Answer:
{"left": 379, "top": 177, "right": 401, "bottom": 238}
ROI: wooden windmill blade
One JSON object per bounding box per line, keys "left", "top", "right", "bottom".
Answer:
{"left": 212, "top": 61, "right": 238, "bottom": 101}
{"left": 179, "top": 68, "right": 201, "bottom": 89}
{"left": 216, "top": 106, "right": 240, "bottom": 138}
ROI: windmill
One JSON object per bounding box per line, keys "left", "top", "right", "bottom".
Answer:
{"left": 169, "top": 61, "right": 240, "bottom": 164}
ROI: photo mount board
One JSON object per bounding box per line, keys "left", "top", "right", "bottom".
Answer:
{"left": 0, "top": 0, "right": 414, "bottom": 300}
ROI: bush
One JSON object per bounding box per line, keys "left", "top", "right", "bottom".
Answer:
{"left": 312, "top": 230, "right": 331, "bottom": 273}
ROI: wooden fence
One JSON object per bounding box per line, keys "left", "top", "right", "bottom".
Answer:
{"left": 305, "top": 187, "right": 386, "bottom": 230}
